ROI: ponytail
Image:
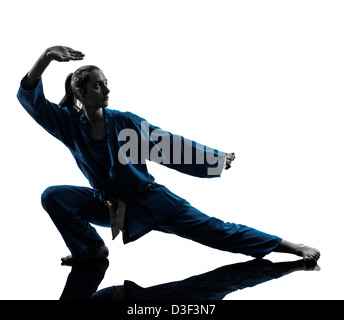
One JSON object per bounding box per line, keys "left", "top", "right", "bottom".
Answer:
{"left": 59, "top": 73, "right": 79, "bottom": 111}
{"left": 59, "top": 65, "right": 101, "bottom": 111}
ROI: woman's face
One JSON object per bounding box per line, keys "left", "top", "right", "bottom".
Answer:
{"left": 82, "top": 69, "right": 110, "bottom": 111}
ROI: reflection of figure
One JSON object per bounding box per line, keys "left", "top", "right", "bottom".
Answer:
{"left": 60, "top": 260, "right": 109, "bottom": 300}
{"left": 60, "top": 258, "right": 319, "bottom": 300}
{"left": 17, "top": 46, "right": 320, "bottom": 265}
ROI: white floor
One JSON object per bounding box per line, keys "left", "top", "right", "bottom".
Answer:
{"left": 0, "top": 217, "right": 342, "bottom": 300}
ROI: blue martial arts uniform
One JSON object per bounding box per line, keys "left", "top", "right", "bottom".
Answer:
{"left": 17, "top": 75, "right": 282, "bottom": 259}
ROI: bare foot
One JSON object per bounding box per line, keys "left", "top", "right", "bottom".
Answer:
{"left": 295, "top": 244, "right": 320, "bottom": 265}
{"left": 61, "top": 245, "right": 109, "bottom": 265}
{"left": 273, "top": 240, "right": 320, "bottom": 265}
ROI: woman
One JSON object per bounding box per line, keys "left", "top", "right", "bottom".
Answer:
{"left": 17, "top": 46, "right": 320, "bottom": 265}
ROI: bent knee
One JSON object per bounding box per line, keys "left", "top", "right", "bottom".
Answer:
{"left": 41, "top": 185, "right": 64, "bottom": 210}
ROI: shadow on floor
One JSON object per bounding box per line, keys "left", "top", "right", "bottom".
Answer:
{"left": 59, "top": 258, "right": 319, "bottom": 300}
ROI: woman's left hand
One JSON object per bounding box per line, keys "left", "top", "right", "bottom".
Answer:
{"left": 224, "top": 153, "right": 235, "bottom": 170}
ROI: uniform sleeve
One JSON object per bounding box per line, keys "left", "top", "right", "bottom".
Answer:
{"left": 147, "top": 122, "right": 226, "bottom": 177}
{"left": 119, "top": 113, "right": 226, "bottom": 178}
{"left": 17, "top": 74, "right": 75, "bottom": 149}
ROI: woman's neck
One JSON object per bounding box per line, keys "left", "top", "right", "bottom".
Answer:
{"left": 83, "top": 107, "right": 104, "bottom": 126}
{"left": 83, "top": 107, "right": 107, "bottom": 140}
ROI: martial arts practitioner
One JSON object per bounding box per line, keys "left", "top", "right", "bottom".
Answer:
{"left": 17, "top": 46, "right": 320, "bottom": 265}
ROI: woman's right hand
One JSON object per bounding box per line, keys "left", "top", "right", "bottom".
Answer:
{"left": 24, "top": 46, "right": 85, "bottom": 90}
{"left": 45, "top": 46, "right": 85, "bottom": 63}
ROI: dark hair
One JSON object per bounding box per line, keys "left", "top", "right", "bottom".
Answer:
{"left": 59, "top": 65, "right": 101, "bottom": 111}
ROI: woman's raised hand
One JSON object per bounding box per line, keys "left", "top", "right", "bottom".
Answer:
{"left": 45, "top": 46, "right": 85, "bottom": 63}
{"left": 24, "top": 46, "right": 85, "bottom": 90}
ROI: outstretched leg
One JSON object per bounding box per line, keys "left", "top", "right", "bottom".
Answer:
{"left": 155, "top": 203, "right": 282, "bottom": 259}
{"left": 155, "top": 203, "right": 320, "bottom": 263}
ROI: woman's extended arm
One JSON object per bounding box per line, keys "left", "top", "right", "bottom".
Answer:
{"left": 24, "top": 46, "right": 84, "bottom": 90}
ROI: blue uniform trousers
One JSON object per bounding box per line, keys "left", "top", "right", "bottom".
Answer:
{"left": 41, "top": 185, "right": 281, "bottom": 259}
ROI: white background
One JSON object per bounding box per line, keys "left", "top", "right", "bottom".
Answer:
{"left": 1, "top": 0, "right": 343, "bottom": 299}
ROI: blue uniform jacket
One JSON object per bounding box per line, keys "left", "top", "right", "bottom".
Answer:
{"left": 17, "top": 76, "right": 226, "bottom": 242}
